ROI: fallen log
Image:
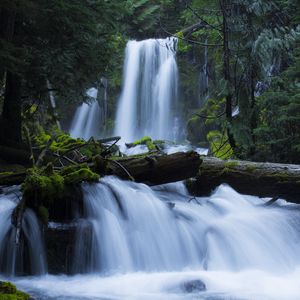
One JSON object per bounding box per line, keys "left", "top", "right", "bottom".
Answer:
{"left": 0, "top": 151, "right": 202, "bottom": 186}
{"left": 104, "top": 151, "right": 202, "bottom": 185}
{"left": 188, "top": 157, "right": 300, "bottom": 203}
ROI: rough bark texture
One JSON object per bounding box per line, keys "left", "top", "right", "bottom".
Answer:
{"left": 106, "top": 151, "right": 202, "bottom": 185}
{"left": 188, "top": 157, "right": 300, "bottom": 203}
{"left": 0, "top": 72, "right": 22, "bottom": 145}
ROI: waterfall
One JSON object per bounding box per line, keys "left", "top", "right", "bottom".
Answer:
{"left": 114, "top": 38, "right": 180, "bottom": 143}
{"left": 0, "top": 186, "right": 47, "bottom": 276}
{"left": 70, "top": 82, "right": 108, "bottom": 140}
{"left": 73, "top": 176, "right": 300, "bottom": 275}
{"left": 6, "top": 178, "right": 300, "bottom": 299}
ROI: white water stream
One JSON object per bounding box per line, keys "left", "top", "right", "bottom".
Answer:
{"left": 69, "top": 88, "right": 103, "bottom": 140}
{"left": 0, "top": 186, "right": 46, "bottom": 276}
{"left": 2, "top": 177, "right": 299, "bottom": 299}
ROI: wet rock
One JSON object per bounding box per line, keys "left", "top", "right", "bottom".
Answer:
{"left": 0, "top": 281, "right": 34, "bottom": 299}
{"left": 182, "top": 279, "right": 206, "bottom": 293}
{"left": 45, "top": 223, "right": 77, "bottom": 274}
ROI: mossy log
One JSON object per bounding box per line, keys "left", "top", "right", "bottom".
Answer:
{"left": 188, "top": 157, "right": 300, "bottom": 203}
{"left": 105, "top": 151, "right": 202, "bottom": 185}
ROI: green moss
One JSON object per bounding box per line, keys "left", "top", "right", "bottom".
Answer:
{"left": 132, "top": 136, "right": 156, "bottom": 151}
{"left": 146, "top": 141, "right": 156, "bottom": 151}
{"left": 22, "top": 168, "right": 64, "bottom": 205}
{"left": 0, "top": 282, "right": 16, "bottom": 294}
{"left": 38, "top": 205, "right": 49, "bottom": 225}
{"left": 132, "top": 136, "right": 152, "bottom": 146}
{"left": 222, "top": 167, "right": 230, "bottom": 174}
{"left": 33, "top": 128, "right": 102, "bottom": 157}
{"left": 175, "top": 31, "right": 192, "bottom": 53}
{"left": 0, "top": 282, "right": 30, "bottom": 300}
{"left": 246, "top": 165, "right": 257, "bottom": 172}
{"left": 0, "top": 171, "right": 14, "bottom": 176}
{"left": 224, "top": 161, "right": 239, "bottom": 168}
{"left": 63, "top": 168, "right": 99, "bottom": 184}
{"left": 270, "top": 171, "right": 291, "bottom": 180}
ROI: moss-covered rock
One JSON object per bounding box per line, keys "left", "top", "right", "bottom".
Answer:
{"left": 132, "top": 136, "right": 156, "bottom": 151}
{"left": 22, "top": 168, "right": 64, "bottom": 206}
{"left": 0, "top": 281, "right": 31, "bottom": 300}
{"left": 22, "top": 163, "right": 99, "bottom": 223}
{"left": 132, "top": 136, "right": 152, "bottom": 146}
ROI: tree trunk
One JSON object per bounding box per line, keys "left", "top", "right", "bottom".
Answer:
{"left": 0, "top": 72, "right": 22, "bottom": 145}
{"left": 103, "top": 151, "right": 202, "bottom": 185}
{"left": 188, "top": 157, "right": 300, "bottom": 203}
{"left": 220, "top": 0, "right": 236, "bottom": 150}
{"left": 0, "top": 151, "right": 202, "bottom": 186}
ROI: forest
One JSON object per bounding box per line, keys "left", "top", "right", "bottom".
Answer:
{"left": 0, "top": 1, "right": 300, "bottom": 300}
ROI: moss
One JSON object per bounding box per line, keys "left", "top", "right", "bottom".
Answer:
{"left": 0, "top": 282, "right": 30, "bottom": 300}
{"left": 22, "top": 168, "right": 64, "bottom": 204}
{"left": 246, "top": 165, "right": 257, "bottom": 172}
{"left": 33, "top": 128, "right": 102, "bottom": 157}
{"left": 146, "top": 140, "right": 156, "bottom": 151}
{"left": 63, "top": 168, "right": 99, "bottom": 185}
{"left": 222, "top": 167, "right": 233, "bottom": 175}
{"left": 175, "top": 31, "right": 192, "bottom": 53}
{"left": 132, "top": 136, "right": 152, "bottom": 146}
{"left": 38, "top": 205, "right": 49, "bottom": 225}
{"left": 131, "top": 136, "right": 156, "bottom": 151}
{"left": 0, "top": 171, "right": 14, "bottom": 176}
{"left": 0, "top": 282, "right": 16, "bottom": 294}
{"left": 270, "top": 171, "right": 291, "bottom": 180}
{"left": 224, "top": 161, "right": 239, "bottom": 168}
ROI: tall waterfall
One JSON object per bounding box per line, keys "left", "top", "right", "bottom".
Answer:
{"left": 114, "top": 38, "right": 180, "bottom": 143}
{"left": 0, "top": 186, "right": 46, "bottom": 276}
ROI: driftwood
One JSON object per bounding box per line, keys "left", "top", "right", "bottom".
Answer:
{"left": 189, "top": 157, "right": 300, "bottom": 203}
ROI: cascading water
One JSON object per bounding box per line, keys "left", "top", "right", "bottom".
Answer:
{"left": 12, "top": 177, "right": 300, "bottom": 300}
{"left": 74, "top": 177, "right": 300, "bottom": 274}
{"left": 0, "top": 186, "right": 47, "bottom": 276}
{"left": 69, "top": 86, "right": 106, "bottom": 140}
{"left": 114, "top": 38, "right": 180, "bottom": 143}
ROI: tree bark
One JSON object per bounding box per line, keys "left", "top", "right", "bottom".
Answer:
{"left": 0, "top": 151, "right": 202, "bottom": 186}
{"left": 103, "top": 151, "right": 202, "bottom": 185}
{"left": 188, "top": 157, "right": 300, "bottom": 203}
{"left": 0, "top": 72, "right": 22, "bottom": 145}
{"left": 219, "top": 0, "right": 236, "bottom": 150}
